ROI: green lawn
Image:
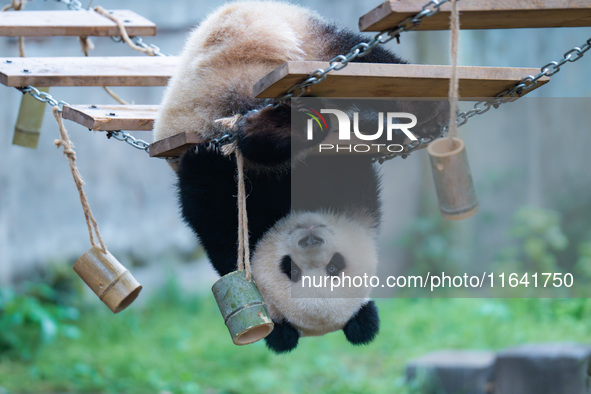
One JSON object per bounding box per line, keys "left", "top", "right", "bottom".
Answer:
{"left": 1, "top": 285, "right": 590, "bottom": 393}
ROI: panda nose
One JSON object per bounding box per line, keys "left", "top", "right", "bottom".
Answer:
{"left": 298, "top": 234, "right": 324, "bottom": 248}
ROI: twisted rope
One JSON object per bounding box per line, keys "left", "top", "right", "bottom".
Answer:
{"left": 447, "top": 0, "right": 460, "bottom": 148}
{"left": 52, "top": 107, "right": 107, "bottom": 254}
{"left": 2, "top": 0, "right": 26, "bottom": 57}
{"left": 94, "top": 6, "right": 157, "bottom": 56}
{"left": 235, "top": 149, "right": 252, "bottom": 281}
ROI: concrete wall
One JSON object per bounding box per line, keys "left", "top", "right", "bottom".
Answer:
{"left": 1, "top": 0, "right": 591, "bottom": 290}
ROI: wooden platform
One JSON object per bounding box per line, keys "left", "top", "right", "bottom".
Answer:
{"left": 360, "top": 0, "right": 591, "bottom": 31}
{"left": 0, "top": 56, "right": 178, "bottom": 87}
{"left": 149, "top": 133, "right": 204, "bottom": 158}
{"left": 62, "top": 104, "right": 158, "bottom": 131}
{"left": 0, "top": 10, "right": 156, "bottom": 37}
{"left": 254, "top": 62, "right": 549, "bottom": 99}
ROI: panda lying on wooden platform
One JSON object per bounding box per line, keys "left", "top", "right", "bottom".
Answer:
{"left": 154, "top": 0, "right": 443, "bottom": 353}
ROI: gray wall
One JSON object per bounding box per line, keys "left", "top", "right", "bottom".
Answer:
{"left": 1, "top": 0, "right": 590, "bottom": 291}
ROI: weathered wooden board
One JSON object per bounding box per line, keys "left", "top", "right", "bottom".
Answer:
{"left": 62, "top": 104, "right": 159, "bottom": 131}
{"left": 0, "top": 56, "right": 178, "bottom": 87}
{"left": 0, "top": 10, "right": 156, "bottom": 37}
{"left": 360, "top": 0, "right": 591, "bottom": 31}
{"left": 254, "top": 61, "right": 549, "bottom": 99}
{"left": 149, "top": 133, "right": 204, "bottom": 158}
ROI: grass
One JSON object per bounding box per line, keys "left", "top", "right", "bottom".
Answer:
{"left": 1, "top": 283, "right": 591, "bottom": 393}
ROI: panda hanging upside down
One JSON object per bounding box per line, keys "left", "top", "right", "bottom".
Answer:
{"left": 153, "top": 0, "right": 443, "bottom": 353}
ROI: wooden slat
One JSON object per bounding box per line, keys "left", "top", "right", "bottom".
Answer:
{"left": 62, "top": 104, "right": 158, "bottom": 131}
{"left": 360, "top": 0, "right": 591, "bottom": 31}
{"left": 0, "top": 56, "right": 178, "bottom": 87}
{"left": 254, "top": 61, "right": 549, "bottom": 99}
{"left": 149, "top": 133, "right": 204, "bottom": 158}
{"left": 0, "top": 10, "right": 156, "bottom": 37}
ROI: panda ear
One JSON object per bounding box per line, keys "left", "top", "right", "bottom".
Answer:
{"left": 264, "top": 319, "right": 300, "bottom": 353}
{"left": 343, "top": 300, "right": 380, "bottom": 345}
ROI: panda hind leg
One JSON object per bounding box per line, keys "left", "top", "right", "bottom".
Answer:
{"left": 342, "top": 300, "right": 380, "bottom": 345}
{"left": 264, "top": 319, "right": 300, "bottom": 353}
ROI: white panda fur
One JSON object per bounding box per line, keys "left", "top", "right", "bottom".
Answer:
{"left": 153, "top": 1, "right": 334, "bottom": 143}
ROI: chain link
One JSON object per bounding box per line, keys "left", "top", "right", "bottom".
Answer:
{"left": 104, "top": 130, "right": 150, "bottom": 152}
{"left": 130, "top": 36, "right": 167, "bottom": 57}
{"left": 274, "top": 0, "right": 451, "bottom": 104}
{"left": 18, "top": 85, "right": 69, "bottom": 110}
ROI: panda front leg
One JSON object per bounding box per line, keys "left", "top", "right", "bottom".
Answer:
{"left": 177, "top": 145, "right": 241, "bottom": 276}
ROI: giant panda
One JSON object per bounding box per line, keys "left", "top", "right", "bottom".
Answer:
{"left": 153, "top": 0, "right": 444, "bottom": 353}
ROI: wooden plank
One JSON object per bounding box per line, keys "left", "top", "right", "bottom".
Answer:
{"left": 254, "top": 61, "right": 549, "bottom": 99}
{"left": 0, "top": 10, "right": 156, "bottom": 37}
{"left": 0, "top": 56, "right": 178, "bottom": 87}
{"left": 149, "top": 133, "right": 204, "bottom": 158}
{"left": 62, "top": 104, "right": 158, "bottom": 131}
{"left": 360, "top": 0, "right": 591, "bottom": 31}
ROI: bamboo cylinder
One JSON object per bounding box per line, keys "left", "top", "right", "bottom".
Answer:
{"left": 212, "top": 270, "right": 274, "bottom": 345}
{"left": 12, "top": 87, "right": 50, "bottom": 149}
{"left": 73, "top": 247, "right": 142, "bottom": 313}
{"left": 428, "top": 137, "right": 478, "bottom": 220}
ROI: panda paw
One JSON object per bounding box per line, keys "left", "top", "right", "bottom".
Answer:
{"left": 343, "top": 300, "right": 380, "bottom": 345}
{"left": 236, "top": 104, "right": 292, "bottom": 165}
{"left": 264, "top": 319, "right": 300, "bottom": 353}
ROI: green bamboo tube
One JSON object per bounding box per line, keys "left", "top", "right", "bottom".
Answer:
{"left": 212, "top": 270, "right": 274, "bottom": 345}
{"left": 73, "top": 246, "right": 142, "bottom": 313}
{"left": 428, "top": 137, "right": 478, "bottom": 220}
{"left": 12, "top": 87, "right": 50, "bottom": 149}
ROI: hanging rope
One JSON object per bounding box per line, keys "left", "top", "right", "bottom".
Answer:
{"left": 447, "top": 0, "right": 460, "bottom": 149}
{"left": 214, "top": 117, "right": 252, "bottom": 280}
{"left": 78, "top": 33, "right": 129, "bottom": 105}
{"left": 235, "top": 149, "right": 252, "bottom": 281}
{"left": 2, "top": 0, "right": 26, "bottom": 56}
{"left": 94, "top": 6, "right": 157, "bottom": 56}
{"left": 52, "top": 106, "right": 107, "bottom": 254}
{"left": 216, "top": 134, "right": 252, "bottom": 282}
{"left": 1, "top": 0, "right": 25, "bottom": 11}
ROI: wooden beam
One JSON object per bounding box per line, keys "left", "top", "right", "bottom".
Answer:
{"left": 0, "top": 10, "right": 156, "bottom": 37}
{"left": 359, "top": 0, "right": 591, "bottom": 31}
{"left": 62, "top": 104, "right": 158, "bottom": 131}
{"left": 149, "top": 133, "right": 204, "bottom": 158}
{"left": 0, "top": 56, "right": 178, "bottom": 87}
{"left": 254, "top": 61, "right": 549, "bottom": 99}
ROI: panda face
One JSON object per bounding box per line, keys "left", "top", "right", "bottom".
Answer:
{"left": 252, "top": 211, "right": 379, "bottom": 336}
{"left": 280, "top": 253, "right": 346, "bottom": 282}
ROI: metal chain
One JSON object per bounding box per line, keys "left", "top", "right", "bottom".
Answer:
{"left": 18, "top": 85, "right": 69, "bottom": 110}
{"left": 104, "top": 130, "right": 150, "bottom": 152}
{"left": 130, "top": 36, "right": 166, "bottom": 57}
{"left": 450, "top": 36, "right": 591, "bottom": 132}
{"left": 274, "top": 0, "right": 451, "bottom": 104}
{"left": 373, "top": 36, "right": 591, "bottom": 163}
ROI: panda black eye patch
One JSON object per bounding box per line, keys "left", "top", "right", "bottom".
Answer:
{"left": 281, "top": 255, "right": 301, "bottom": 282}
{"left": 326, "top": 253, "right": 346, "bottom": 276}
